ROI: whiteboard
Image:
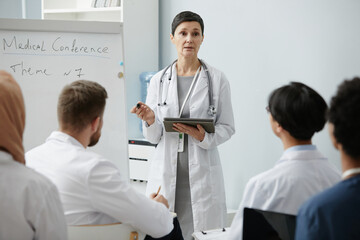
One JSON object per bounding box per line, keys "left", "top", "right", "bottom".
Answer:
{"left": 0, "top": 19, "right": 128, "bottom": 177}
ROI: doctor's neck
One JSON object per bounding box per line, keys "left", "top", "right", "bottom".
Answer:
{"left": 280, "top": 131, "right": 312, "bottom": 150}
{"left": 177, "top": 57, "right": 201, "bottom": 76}
{"left": 59, "top": 126, "right": 90, "bottom": 148}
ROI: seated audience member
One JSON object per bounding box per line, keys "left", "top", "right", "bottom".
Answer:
{"left": 229, "top": 82, "right": 341, "bottom": 240}
{"left": 26, "top": 80, "right": 183, "bottom": 240}
{"left": 0, "top": 71, "right": 67, "bottom": 240}
{"left": 295, "top": 77, "right": 360, "bottom": 240}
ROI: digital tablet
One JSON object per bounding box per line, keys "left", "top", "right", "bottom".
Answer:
{"left": 163, "top": 117, "right": 215, "bottom": 133}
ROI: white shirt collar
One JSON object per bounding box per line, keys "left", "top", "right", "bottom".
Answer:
{"left": 276, "top": 145, "right": 325, "bottom": 165}
{"left": 46, "top": 131, "right": 85, "bottom": 149}
{"left": 283, "top": 144, "right": 316, "bottom": 154}
{"left": 342, "top": 168, "right": 360, "bottom": 179}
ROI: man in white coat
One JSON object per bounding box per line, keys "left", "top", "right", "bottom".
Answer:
{"left": 26, "top": 80, "right": 183, "bottom": 240}
{"left": 229, "top": 82, "right": 341, "bottom": 240}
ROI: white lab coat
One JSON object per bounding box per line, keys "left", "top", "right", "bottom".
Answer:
{"left": 0, "top": 151, "right": 67, "bottom": 240}
{"left": 229, "top": 147, "right": 341, "bottom": 240}
{"left": 26, "top": 131, "right": 174, "bottom": 239}
{"left": 143, "top": 61, "right": 235, "bottom": 232}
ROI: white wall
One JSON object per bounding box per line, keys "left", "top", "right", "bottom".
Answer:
{"left": 123, "top": 0, "right": 159, "bottom": 139}
{"left": 159, "top": 0, "right": 360, "bottom": 209}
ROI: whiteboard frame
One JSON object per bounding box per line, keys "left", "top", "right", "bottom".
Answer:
{"left": 0, "top": 18, "right": 129, "bottom": 178}
{"left": 0, "top": 18, "right": 122, "bottom": 34}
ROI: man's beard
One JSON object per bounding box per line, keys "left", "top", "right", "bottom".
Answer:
{"left": 88, "top": 129, "right": 101, "bottom": 147}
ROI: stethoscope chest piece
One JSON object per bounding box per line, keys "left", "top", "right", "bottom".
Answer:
{"left": 208, "top": 105, "right": 216, "bottom": 116}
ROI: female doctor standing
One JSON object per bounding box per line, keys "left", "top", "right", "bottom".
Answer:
{"left": 131, "top": 11, "right": 235, "bottom": 239}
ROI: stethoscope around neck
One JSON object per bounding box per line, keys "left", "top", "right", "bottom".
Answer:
{"left": 157, "top": 59, "right": 217, "bottom": 117}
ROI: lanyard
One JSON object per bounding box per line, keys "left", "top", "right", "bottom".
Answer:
{"left": 342, "top": 168, "right": 360, "bottom": 179}
{"left": 178, "top": 66, "right": 201, "bottom": 117}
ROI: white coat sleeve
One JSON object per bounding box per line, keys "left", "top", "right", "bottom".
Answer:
{"left": 197, "top": 72, "right": 235, "bottom": 149}
{"left": 87, "top": 161, "right": 173, "bottom": 238}
{"left": 34, "top": 184, "right": 68, "bottom": 240}
{"left": 143, "top": 73, "right": 163, "bottom": 144}
{"left": 228, "top": 178, "right": 267, "bottom": 240}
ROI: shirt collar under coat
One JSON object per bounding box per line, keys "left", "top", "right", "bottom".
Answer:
{"left": 46, "top": 131, "right": 85, "bottom": 149}
{"left": 275, "top": 145, "right": 326, "bottom": 166}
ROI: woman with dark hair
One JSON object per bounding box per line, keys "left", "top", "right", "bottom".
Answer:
{"left": 131, "top": 11, "right": 235, "bottom": 239}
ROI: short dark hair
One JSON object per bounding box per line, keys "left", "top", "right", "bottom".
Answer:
{"left": 268, "top": 82, "right": 327, "bottom": 140}
{"left": 328, "top": 77, "right": 360, "bottom": 159}
{"left": 171, "top": 11, "right": 204, "bottom": 36}
{"left": 58, "top": 80, "right": 108, "bottom": 132}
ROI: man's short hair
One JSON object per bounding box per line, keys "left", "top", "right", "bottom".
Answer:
{"left": 268, "top": 82, "right": 327, "bottom": 140}
{"left": 328, "top": 77, "right": 360, "bottom": 159}
{"left": 57, "top": 80, "right": 108, "bottom": 132}
{"left": 171, "top": 11, "right": 204, "bottom": 36}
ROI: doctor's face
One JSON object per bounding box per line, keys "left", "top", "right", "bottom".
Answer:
{"left": 170, "top": 21, "right": 204, "bottom": 59}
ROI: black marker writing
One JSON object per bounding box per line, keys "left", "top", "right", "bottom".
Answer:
{"left": 74, "top": 68, "right": 84, "bottom": 78}
{"left": 63, "top": 68, "right": 86, "bottom": 78}
{"left": 64, "top": 70, "right": 72, "bottom": 76}
{"left": 3, "top": 36, "right": 46, "bottom": 52}
{"left": 10, "top": 61, "right": 51, "bottom": 76}
{"left": 52, "top": 37, "right": 109, "bottom": 54}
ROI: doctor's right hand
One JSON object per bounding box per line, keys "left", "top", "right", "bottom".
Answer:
{"left": 150, "top": 193, "right": 169, "bottom": 209}
{"left": 130, "top": 101, "right": 155, "bottom": 126}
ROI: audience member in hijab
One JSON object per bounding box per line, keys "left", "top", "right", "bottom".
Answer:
{"left": 0, "top": 70, "right": 68, "bottom": 240}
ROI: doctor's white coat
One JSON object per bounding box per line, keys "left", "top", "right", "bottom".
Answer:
{"left": 26, "top": 131, "right": 174, "bottom": 238}
{"left": 143, "top": 61, "right": 235, "bottom": 232}
{"left": 229, "top": 147, "right": 341, "bottom": 240}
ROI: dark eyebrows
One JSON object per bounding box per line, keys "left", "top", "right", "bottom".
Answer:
{"left": 177, "top": 27, "right": 201, "bottom": 32}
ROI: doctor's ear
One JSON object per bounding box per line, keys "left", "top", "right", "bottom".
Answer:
{"left": 275, "top": 122, "right": 283, "bottom": 134}
{"left": 90, "top": 116, "right": 101, "bottom": 132}
{"left": 328, "top": 123, "right": 342, "bottom": 151}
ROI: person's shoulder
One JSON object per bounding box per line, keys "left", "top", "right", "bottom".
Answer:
{"left": 26, "top": 141, "right": 47, "bottom": 157}
{"left": 153, "top": 69, "right": 164, "bottom": 79}
{"left": 201, "top": 60, "right": 221, "bottom": 73}
{"left": 151, "top": 65, "right": 170, "bottom": 81}
{"left": 246, "top": 167, "right": 280, "bottom": 191}
{"left": 248, "top": 166, "right": 280, "bottom": 184}
{"left": 25, "top": 143, "right": 53, "bottom": 169}
{"left": 300, "top": 181, "right": 344, "bottom": 214}
{"left": 202, "top": 61, "right": 226, "bottom": 77}
{"left": 320, "top": 158, "right": 342, "bottom": 175}
{"left": 17, "top": 163, "right": 58, "bottom": 194}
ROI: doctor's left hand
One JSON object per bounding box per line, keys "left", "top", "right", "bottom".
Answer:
{"left": 173, "top": 123, "right": 205, "bottom": 142}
